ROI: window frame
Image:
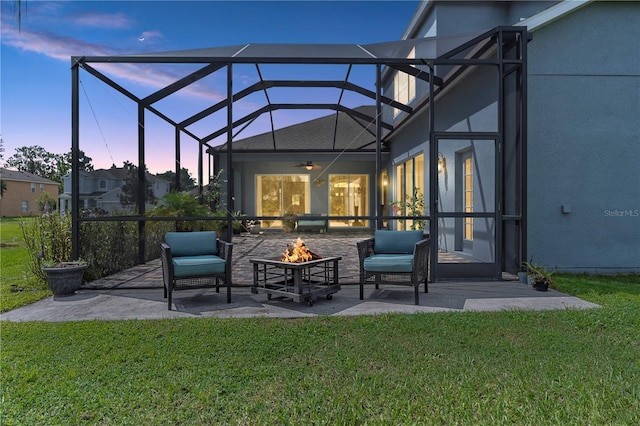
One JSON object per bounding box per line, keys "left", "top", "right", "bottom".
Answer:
{"left": 393, "top": 153, "right": 425, "bottom": 230}
{"left": 328, "top": 174, "right": 369, "bottom": 228}
{"left": 393, "top": 47, "right": 416, "bottom": 117}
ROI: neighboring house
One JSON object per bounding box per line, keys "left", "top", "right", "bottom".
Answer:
{"left": 60, "top": 168, "right": 170, "bottom": 214}
{"left": 0, "top": 168, "right": 59, "bottom": 217}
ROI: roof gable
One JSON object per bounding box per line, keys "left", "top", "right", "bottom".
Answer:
{"left": 0, "top": 168, "right": 58, "bottom": 184}
{"left": 214, "top": 106, "right": 378, "bottom": 152}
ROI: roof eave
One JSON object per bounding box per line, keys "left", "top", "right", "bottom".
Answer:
{"left": 514, "top": 0, "right": 593, "bottom": 32}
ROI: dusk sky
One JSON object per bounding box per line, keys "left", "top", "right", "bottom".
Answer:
{"left": 1, "top": 0, "right": 419, "bottom": 180}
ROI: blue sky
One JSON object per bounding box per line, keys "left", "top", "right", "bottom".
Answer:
{"left": 1, "top": 0, "right": 419, "bottom": 177}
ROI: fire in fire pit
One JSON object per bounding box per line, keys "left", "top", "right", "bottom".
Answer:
{"left": 281, "top": 238, "right": 322, "bottom": 263}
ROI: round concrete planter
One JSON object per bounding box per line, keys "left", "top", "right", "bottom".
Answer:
{"left": 43, "top": 262, "right": 88, "bottom": 296}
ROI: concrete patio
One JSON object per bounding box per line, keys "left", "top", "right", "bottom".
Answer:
{"left": 0, "top": 232, "right": 599, "bottom": 322}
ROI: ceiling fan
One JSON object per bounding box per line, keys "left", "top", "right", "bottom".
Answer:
{"left": 295, "top": 161, "right": 323, "bottom": 171}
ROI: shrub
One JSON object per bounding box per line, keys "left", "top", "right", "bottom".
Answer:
{"left": 35, "top": 193, "right": 57, "bottom": 212}
{"left": 149, "top": 191, "right": 216, "bottom": 232}
{"left": 79, "top": 219, "right": 138, "bottom": 281}
{"left": 20, "top": 213, "right": 73, "bottom": 283}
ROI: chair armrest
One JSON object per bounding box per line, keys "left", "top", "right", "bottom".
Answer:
{"left": 357, "top": 238, "right": 375, "bottom": 266}
{"left": 160, "top": 242, "right": 172, "bottom": 264}
{"left": 412, "top": 238, "right": 431, "bottom": 282}
{"left": 217, "top": 239, "right": 233, "bottom": 277}
{"left": 160, "top": 242, "right": 174, "bottom": 282}
{"left": 217, "top": 239, "right": 232, "bottom": 260}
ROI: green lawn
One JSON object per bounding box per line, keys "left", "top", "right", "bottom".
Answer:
{"left": 2, "top": 274, "right": 639, "bottom": 424}
{"left": 0, "top": 217, "right": 50, "bottom": 312}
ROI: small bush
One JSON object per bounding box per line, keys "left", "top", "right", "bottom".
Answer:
{"left": 20, "top": 213, "right": 73, "bottom": 283}
{"left": 79, "top": 219, "right": 138, "bottom": 281}
{"left": 149, "top": 191, "right": 220, "bottom": 232}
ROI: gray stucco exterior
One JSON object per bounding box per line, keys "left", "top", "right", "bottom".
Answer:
{"left": 525, "top": 1, "right": 640, "bottom": 272}
{"left": 389, "top": 0, "right": 639, "bottom": 273}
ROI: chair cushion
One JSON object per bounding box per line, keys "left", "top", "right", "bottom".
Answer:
{"left": 172, "top": 255, "right": 226, "bottom": 277}
{"left": 374, "top": 230, "right": 423, "bottom": 254}
{"left": 165, "top": 231, "right": 218, "bottom": 256}
{"left": 363, "top": 254, "right": 414, "bottom": 273}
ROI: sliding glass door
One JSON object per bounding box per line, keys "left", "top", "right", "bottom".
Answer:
{"left": 329, "top": 175, "right": 368, "bottom": 228}
{"left": 256, "top": 175, "right": 309, "bottom": 228}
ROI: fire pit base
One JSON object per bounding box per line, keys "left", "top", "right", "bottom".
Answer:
{"left": 250, "top": 257, "right": 341, "bottom": 306}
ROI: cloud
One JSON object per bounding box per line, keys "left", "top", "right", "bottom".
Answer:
{"left": 1, "top": 24, "right": 111, "bottom": 61}
{"left": 92, "top": 62, "right": 226, "bottom": 103}
{"left": 139, "top": 30, "right": 163, "bottom": 42}
{"left": 71, "top": 11, "right": 133, "bottom": 29}
{"left": 1, "top": 24, "right": 224, "bottom": 101}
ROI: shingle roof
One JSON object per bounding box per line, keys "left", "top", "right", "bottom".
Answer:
{"left": 0, "top": 168, "right": 58, "bottom": 184}
{"left": 213, "top": 105, "right": 380, "bottom": 152}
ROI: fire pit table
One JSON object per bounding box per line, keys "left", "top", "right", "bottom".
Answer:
{"left": 250, "top": 256, "right": 341, "bottom": 306}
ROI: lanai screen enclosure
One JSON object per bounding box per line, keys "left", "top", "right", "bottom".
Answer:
{"left": 71, "top": 26, "right": 529, "bottom": 281}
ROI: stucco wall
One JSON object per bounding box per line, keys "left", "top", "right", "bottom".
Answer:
{"left": 0, "top": 180, "right": 59, "bottom": 216}
{"left": 526, "top": 1, "right": 640, "bottom": 272}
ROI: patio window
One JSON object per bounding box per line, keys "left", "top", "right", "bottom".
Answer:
{"left": 394, "top": 154, "right": 425, "bottom": 230}
{"left": 256, "top": 175, "right": 309, "bottom": 228}
{"left": 393, "top": 47, "right": 416, "bottom": 117}
{"left": 328, "top": 175, "right": 368, "bottom": 228}
{"left": 463, "top": 154, "right": 474, "bottom": 241}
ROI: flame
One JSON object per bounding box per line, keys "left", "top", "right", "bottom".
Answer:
{"left": 281, "top": 238, "right": 321, "bottom": 263}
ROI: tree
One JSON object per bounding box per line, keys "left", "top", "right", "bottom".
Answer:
{"left": 156, "top": 168, "right": 196, "bottom": 192}
{"left": 119, "top": 162, "right": 154, "bottom": 209}
{"left": 0, "top": 136, "right": 5, "bottom": 167}
{"left": 6, "top": 145, "right": 59, "bottom": 180}
{"left": 59, "top": 150, "right": 94, "bottom": 176}
{"left": 5, "top": 145, "right": 94, "bottom": 193}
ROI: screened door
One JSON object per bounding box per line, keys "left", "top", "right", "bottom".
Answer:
{"left": 435, "top": 138, "right": 498, "bottom": 278}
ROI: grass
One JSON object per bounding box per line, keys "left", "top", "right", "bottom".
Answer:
{"left": 1, "top": 274, "right": 639, "bottom": 424}
{"left": 0, "top": 217, "right": 50, "bottom": 312}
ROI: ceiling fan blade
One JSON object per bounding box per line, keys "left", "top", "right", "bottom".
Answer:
{"left": 294, "top": 161, "right": 322, "bottom": 170}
